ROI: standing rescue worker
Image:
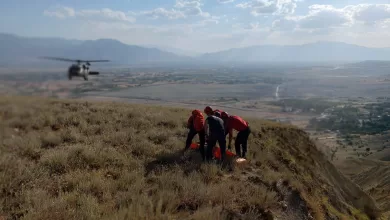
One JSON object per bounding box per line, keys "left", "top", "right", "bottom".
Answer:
{"left": 221, "top": 112, "right": 251, "bottom": 159}
{"left": 204, "top": 106, "right": 227, "bottom": 162}
{"left": 183, "top": 110, "right": 206, "bottom": 160}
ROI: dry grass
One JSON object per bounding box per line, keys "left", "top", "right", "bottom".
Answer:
{"left": 0, "top": 95, "right": 380, "bottom": 220}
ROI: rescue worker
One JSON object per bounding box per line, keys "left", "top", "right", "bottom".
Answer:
{"left": 213, "top": 109, "right": 222, "bottom": 118}
{"left": 204, "top": 106, "right": 227, "bottom": 162}
{"left": 221, "top": 112, "right": 251, "bottom": 159}
{"left": 183, "top": 110, "right": 206, "bottom": 160}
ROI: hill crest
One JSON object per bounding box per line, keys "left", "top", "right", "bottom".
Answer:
{"left": 0, "top": 95, "right": 383, "bottom": 220}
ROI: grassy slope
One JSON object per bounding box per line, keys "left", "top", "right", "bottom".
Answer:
{"left": 0, "top": 95, "right": 382, "bottom": 220}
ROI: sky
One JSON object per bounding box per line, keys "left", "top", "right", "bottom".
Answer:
{"left": 1, "top": 0, "right": 390, "bottom": 53}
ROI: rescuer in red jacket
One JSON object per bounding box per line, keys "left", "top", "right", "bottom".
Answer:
{"left": 183, "top": 109, "right": 206, "bottom": 160}
{"left": 213, "top": 109, "right": 223, "bottom": 118}
{"left": 221, "top": 111, "right": 251, "bottom": 158}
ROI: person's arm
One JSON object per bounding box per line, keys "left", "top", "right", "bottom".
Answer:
{"left": 187, "top": 116, "right": 193, "bottom": 129}
{"left": 204, "top": 118, "right": 209, "bottom": 140}
{"left": 182, "top": 116, "right": 194, "bottom": 154}
{"left": 228, "top": 128, "right": 233, "bottom": 149}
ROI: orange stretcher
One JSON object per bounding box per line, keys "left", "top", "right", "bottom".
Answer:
{"left": 190, "top": 142, "right": 236, "bottom": 159}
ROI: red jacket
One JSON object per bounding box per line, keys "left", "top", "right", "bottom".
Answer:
{"left": 187, "top": 110, "right": 205, "bottom": 132}
{"left": 226, "top": 115, "right": 248, "bottom": 132}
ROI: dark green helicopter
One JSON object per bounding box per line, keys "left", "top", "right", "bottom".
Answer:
{"left": 41, "top": 57, "right": 109, "bottom": 81}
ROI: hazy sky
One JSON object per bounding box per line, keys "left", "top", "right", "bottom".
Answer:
{"left": 1, "top": 0, "right": 390, "bottom": 53}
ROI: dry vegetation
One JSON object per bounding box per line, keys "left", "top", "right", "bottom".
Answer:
{"left": 0, "top": 95, "right": 383, "bottom": 220}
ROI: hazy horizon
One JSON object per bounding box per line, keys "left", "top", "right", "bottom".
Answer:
{"left": 1, "top": 1, "right": 390, "bottom": 53}
{"left": 3, "top": 31, "right": 390, "bottom": 56}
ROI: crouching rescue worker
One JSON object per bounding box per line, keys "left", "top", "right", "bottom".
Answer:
{"left": 204, "top": 106, "right": 227, "bottom": 162}
{"left": 213, "top": 109, "right": 223, "bottom": 118}
{"left": 183, "top": 110, "right": 206, "bottom": 160}
{"left": 221, "top": 112, "right": 251, "bottom": 159}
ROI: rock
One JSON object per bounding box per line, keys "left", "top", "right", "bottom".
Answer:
{"left": 276, "top": 179, "right": 283, "bottom": 188}
{"left": 51, "top": 124, "right": 61, "bottom": 131}
{"left": 279, "top": 201, "right": 288, "bottom": 210}
{"left": 264, "top": 210, "right": 276, "bottom": 220}
{"left": 235, "top": 158, "right": 249, "bottom": 168}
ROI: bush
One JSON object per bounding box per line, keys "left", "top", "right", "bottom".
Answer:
{"left": 41, "top": 132, "right": 62, "bottom": 148}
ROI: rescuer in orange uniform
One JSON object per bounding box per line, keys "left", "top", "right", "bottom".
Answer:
{"left": 221, "top": 112, "right": 251, "bottom": 159}
{"left": 183, "top": 110, "right": 206, "bottom": 160}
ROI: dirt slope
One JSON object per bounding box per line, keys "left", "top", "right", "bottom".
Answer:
{"left": 0, "top": 95, "right": 382, "bottom": 220}
{"left": 336, "top": 158, "right": 390, "bottom": 216}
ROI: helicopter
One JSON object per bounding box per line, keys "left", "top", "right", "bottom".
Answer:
{"left": 41, "top": 57, "right": 110, "bottom": 81}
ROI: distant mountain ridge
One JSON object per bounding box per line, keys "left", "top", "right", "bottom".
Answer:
{"left": 0, "top": 33, "right": 189, "bottom": 67}
{"left": 201, "top": 41, "right": 390, "bottom": 63}
{"left": 1, "top": 32, "right": 390, "bottom": 67}
{"left": 143, "top": 44, "right": 202, "bottom": 57}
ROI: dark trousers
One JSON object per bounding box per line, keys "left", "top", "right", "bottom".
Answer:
{"left": 185, "top": 128, "right": 206, "bottom": 160}
{"left": 235, "top": 126, "right": 251, "bottom": 158}
{"left": 207, "top": 134, "right": 226, "bottom": 162}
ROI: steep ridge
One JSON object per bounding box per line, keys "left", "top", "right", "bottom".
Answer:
{"left": 0, "top": 95, "right": 382, "bottom": 220}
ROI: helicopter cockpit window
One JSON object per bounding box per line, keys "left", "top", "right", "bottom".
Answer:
{"left": 70, "top": 65, "right": 80, "bottom": 72}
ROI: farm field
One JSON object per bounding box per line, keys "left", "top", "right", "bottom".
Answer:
{"left": 86, "top": 83, "right": 275, "bottom": 101}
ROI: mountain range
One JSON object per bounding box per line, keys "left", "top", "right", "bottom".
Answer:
{"left": 0, "top": 33, "right": 190, "bottom": 68}
{"left": 202, "top": 42, "right": 390, "bottom": 63}
{"left": 1, "top": 32, "right": 390, "bottom": 67}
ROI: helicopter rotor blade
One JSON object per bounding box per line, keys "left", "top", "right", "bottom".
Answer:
{"left": 40, "top": 56, "right": 78, "bottom": 62}
{"left": 84, "top": 60, "right": 110, "bottom": 63}
{"left": 40, "top": 57, "right": 109, "bottom": 63}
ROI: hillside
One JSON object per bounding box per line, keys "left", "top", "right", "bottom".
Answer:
{"left": 200, "top": 42, "right": 390, "bottom": 63}
{"left": 0, "top": 95, "right": 384, "bottom": 220}
{"left": 336, "top": 158, "right": 390, "bottom": 214}
{"left": 0, "top": 33, "right": 188, "bottom": 67}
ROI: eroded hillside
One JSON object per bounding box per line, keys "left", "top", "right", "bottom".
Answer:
{"left": 0, "top": 96, "right": 382, "bottom": 220}
{"left": 336, "top": 158, "right": 390, "bottom": 217}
